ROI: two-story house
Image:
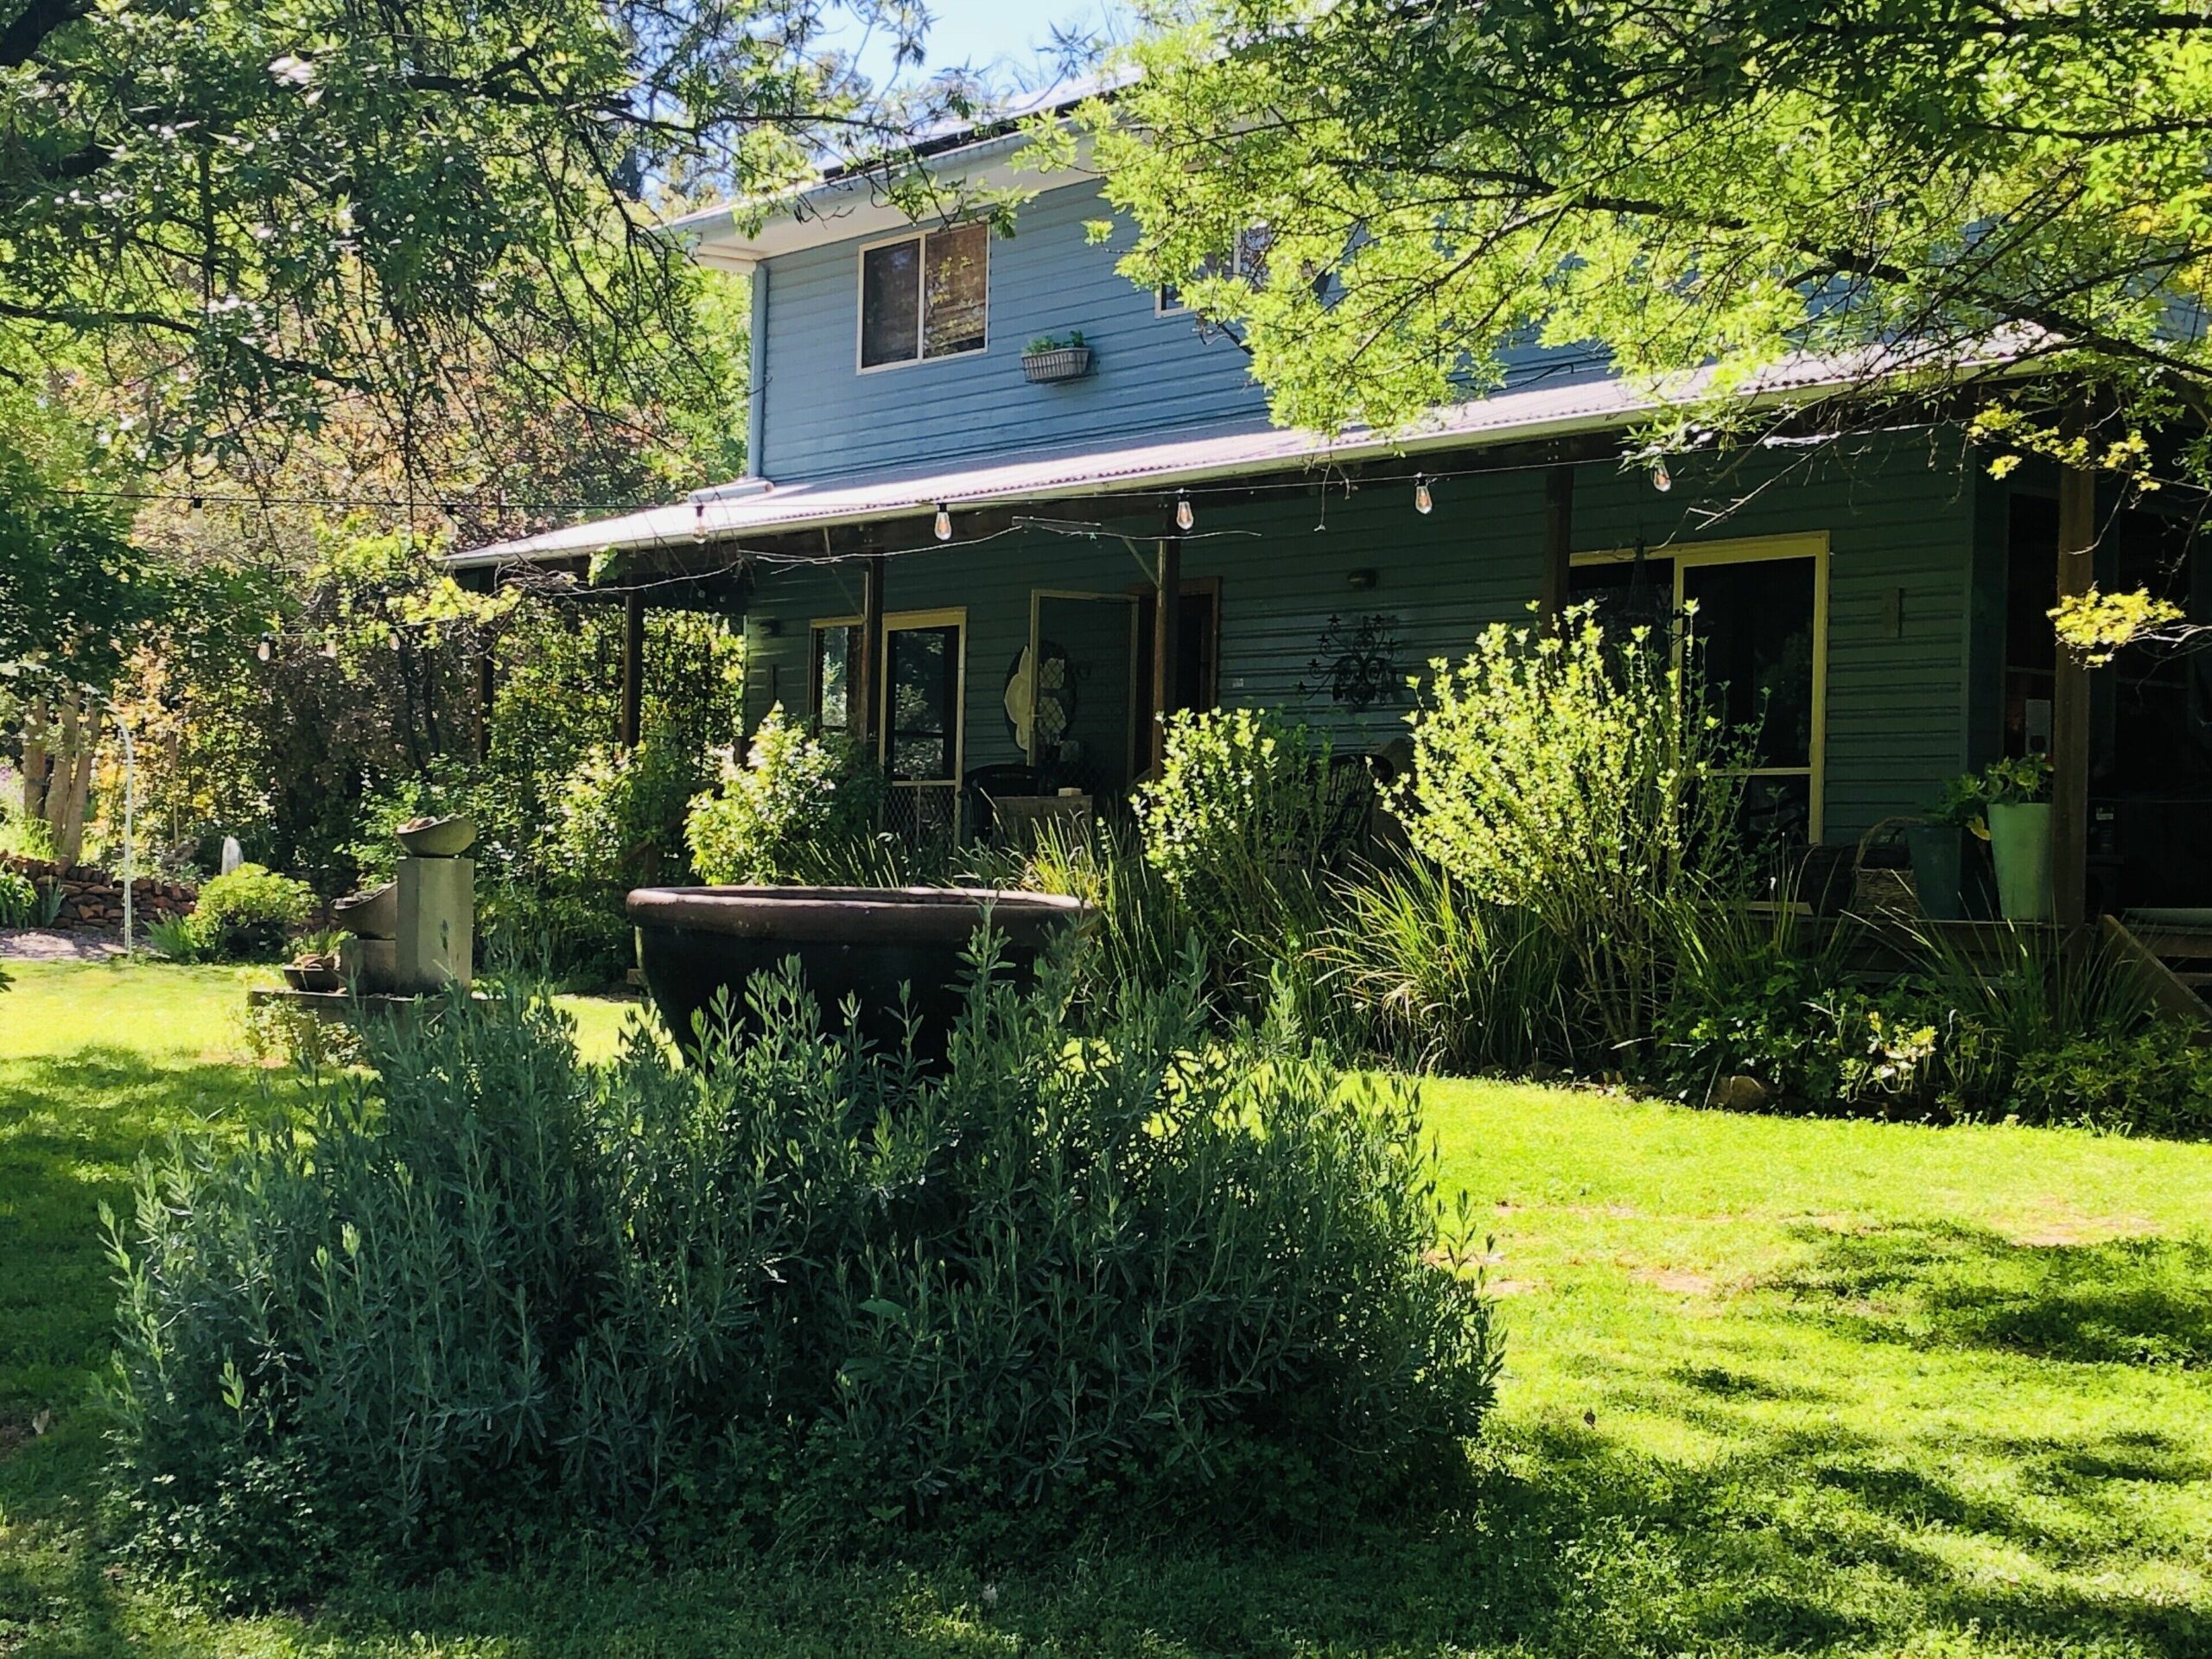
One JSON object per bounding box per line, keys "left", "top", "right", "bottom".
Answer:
{"left": 452, "top": 114, "right": 2212, "bottom": 929}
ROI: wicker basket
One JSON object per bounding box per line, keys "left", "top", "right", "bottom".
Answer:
{"left": 1021, "top": 346, "right": 1093, "bottom": 384}
{"left": 1853, "top": 816, "right": 1923, "bottom": 918}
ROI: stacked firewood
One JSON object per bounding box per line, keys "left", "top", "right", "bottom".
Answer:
{"left": 1, "top": 855, "right": 196, "bottom": 932}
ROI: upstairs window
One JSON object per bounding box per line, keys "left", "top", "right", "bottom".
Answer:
{"left": 1159, "top": 223, "right": 1274, "bottom": 315}
{"left": 859, "top": 222, "right": 988, "bottom": 369}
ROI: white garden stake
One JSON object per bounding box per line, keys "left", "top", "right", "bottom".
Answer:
{"left": 115, "top": 710, "right": 136, "bottom": 956}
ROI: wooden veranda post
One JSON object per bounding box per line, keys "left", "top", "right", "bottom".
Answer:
{"left": 856, "top": 554, "right": 887, "bottom": 748}
{"left": 1150, "top": 535, "right": 1182, "bottom": 776}
{"left": 1539, "top": 464, "right": 1575, "bottom": 626}
{"left": 2052, "top": 458, "right": 2096, "bottom": 927}
{"left": 619, "top": 590, "right": 645, "bottom": 750}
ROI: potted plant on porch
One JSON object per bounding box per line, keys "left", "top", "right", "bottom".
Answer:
{"left": 1906, "top": 775, "right": 1986, "bottom": 920}
{"left": 1980, "top": 755, "right": 2055, "bottom": 922}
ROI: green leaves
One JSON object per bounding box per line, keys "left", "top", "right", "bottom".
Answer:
{"left": 0, "top": 0, "right": 881, "bottom": 461}
{"left": 1095, "top": 0, "right": 2212, "bottom": 461}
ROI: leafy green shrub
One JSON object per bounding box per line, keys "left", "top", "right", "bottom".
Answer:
{"left": 1398, "top": 610, "right": 1756, "bottom": 1063}
{"left": 0, "top": 813, "right": 58, "bottom": 861}
{"left": 1137, "top": 707, "right": 1343, "bottom": 1008}
{"left": 1659, "top": 921, "right": 2167, "bottom": 1123}
{"left": 550, "top": 730, "right": 703, "bottom": 893}
{"left": 183, "top": 863, "right": 313, "bottom": 961}
{"left": 107, "top": 946, "right": 1499, "bottom": 1601}
{"left": 0, "top": 865, "right": 37, "bottom": 927}
{"left": 685, "top": 703, "right": 886, "bottom": 884}
{"left": 2009, "top": 1024, "right": 2212, "bottom": 1135}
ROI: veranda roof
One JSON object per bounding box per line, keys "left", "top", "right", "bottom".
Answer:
{"left": 444, "top": 351, "right": 1983, "bottom": 572}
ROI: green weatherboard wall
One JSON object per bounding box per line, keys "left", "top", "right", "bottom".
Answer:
{"left": 740, "top": 429, "right": 1988, "bottom": 846}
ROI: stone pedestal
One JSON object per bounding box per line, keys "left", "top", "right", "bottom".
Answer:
{"left": 395, "top": 855, "right": 474, "bottom": 992}
{"left": 340, "top": 936, "right": 399, "bottom": 991}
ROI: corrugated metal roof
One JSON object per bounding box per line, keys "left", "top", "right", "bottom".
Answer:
{"left": 443, "top": 353, "right": 1942, "bottom": 570}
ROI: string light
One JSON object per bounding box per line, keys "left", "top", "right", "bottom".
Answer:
{"left": 323, "top": 637, "right": 340, "bottom": 660}
{"left": 1174, "top": 492, "right": 1195, "bottom": 532}
{"left": 693, "top": 500, "right": 708, "bottom": 543}
{"left": 255, "top": 636, "right": 272, "bottom": 663}
{"left": 933, "top": 503, "right": 953, "bottom": 541}
{"left": 1650, "top": 457, "right": 1673, "bottom": 493}
{"left": 1413, "top": 474, "right": 1433, "bottom": 515}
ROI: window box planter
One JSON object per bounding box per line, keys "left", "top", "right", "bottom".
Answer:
{"left": 1021, "top": 345, "right": 1093, "bottom": 384}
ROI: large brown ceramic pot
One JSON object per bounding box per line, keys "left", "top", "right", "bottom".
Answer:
{"left": 626, "top": 886, "right": 1087, "bottom": 1063}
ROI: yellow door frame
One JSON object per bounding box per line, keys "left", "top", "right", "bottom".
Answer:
{"left": 1569, "top": 531, "right": 1831, "bottom": 842}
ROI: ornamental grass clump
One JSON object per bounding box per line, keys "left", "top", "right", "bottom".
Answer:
{"left": 105, "top": 942, "right": 1498, "bottom": 1605}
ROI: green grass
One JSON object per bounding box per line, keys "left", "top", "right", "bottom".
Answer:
{"left": 3, "top": 960, "right": 2208, "bottom": 1656}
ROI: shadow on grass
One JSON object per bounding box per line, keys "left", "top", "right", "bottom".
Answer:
{"left": 0, "top": 1049, "right": 280, "bottom": 1438}
{"left": 4, "top": 1093, "right": 2209, "bottom": 1657}
{"left": 1776, "top": 1218, "right": 2212, "bottom": 1369}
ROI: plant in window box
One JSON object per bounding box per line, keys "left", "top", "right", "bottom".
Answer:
{"left": 1021, "top": 330, "right": 1092, "bottom": 384}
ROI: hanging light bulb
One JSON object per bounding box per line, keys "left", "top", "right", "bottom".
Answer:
{"left": 1650, "top": 457, "right": 1673, "bottom": 493}
{"left": 323, "top": 635, "right": 340, "bottom": 660}
{"left": 1413, "top": 474, "right": 1433, "bottom": 515}
{"left": 255, "top": 635, "right": 272, "bottom": 663}
{"left": 933, "top": 503, "right": 953, "bottom": 541}
{"left": 1174, "top": 492, "right": 1195, "bottom": 532}
{"left": 693, "top": 500, "right": 708, "bottom": 543}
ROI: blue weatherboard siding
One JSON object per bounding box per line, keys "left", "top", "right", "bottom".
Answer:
{"left": 740, "top": 428, "right": 1985, "bottom": 843}
{"left": 755, "top": 181, "right": 1274, "bottom": 482}
{"left": 753, "top": 178, "right": 1614, "bottom": 484}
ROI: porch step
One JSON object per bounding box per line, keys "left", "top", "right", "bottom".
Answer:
{"left": 2106, "top": 914, "right": 2212, "bottom": 1030}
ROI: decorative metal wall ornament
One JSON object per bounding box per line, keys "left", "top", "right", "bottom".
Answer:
{"left": 1300, "top": 613, "right": 1405, "bottom": 711}
{"left": 1003, "top": 640, "right": 1077, "bottom": 752}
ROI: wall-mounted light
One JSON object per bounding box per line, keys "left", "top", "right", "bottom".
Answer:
{"left": 755, "top": 616, "right": 784, "bottom": 639}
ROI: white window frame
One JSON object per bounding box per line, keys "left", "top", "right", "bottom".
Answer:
{"left": 1570, "top": 531, "right": 1831, "bottom": 842}
{"left": 854, "top": 225, "right": 990, "bottom": 374}
{"left": 1156, "top": 225, "right": 1272, "bottom": 317}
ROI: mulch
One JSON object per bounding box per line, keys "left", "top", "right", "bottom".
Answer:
{"left": 0, "top": 928, "right": 127, "bottom": 962}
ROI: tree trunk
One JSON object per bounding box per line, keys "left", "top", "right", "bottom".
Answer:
{"left": 47, "top": 691, "right": 92, "bottom": 867}
{"left": 20, "top": 697, "right": 51, "bottom": 823}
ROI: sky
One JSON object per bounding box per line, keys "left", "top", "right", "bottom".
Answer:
{"left": 834, "top": 0, "right": 1135, "bottom": 98}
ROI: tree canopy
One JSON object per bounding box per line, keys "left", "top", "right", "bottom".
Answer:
{"left": 0, "top": 0, "right": 926, "bottom": 467}
{"left": 1076, "top": 0, "right": 2212, "bottom": 475}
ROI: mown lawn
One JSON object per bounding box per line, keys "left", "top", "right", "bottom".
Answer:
{"left": 3, "top": 958, "right": 2208, "bottom": 1656}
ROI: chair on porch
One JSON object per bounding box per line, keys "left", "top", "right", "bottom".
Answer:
{"left": 962, "top": 764, "right": 1046, "bottom": 845}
